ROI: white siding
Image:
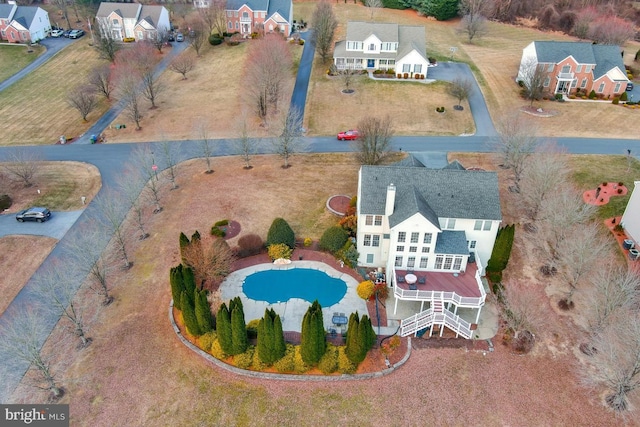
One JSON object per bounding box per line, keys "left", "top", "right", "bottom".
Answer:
{"left": 622, "top": 181, "right": 640, "bottom": 245}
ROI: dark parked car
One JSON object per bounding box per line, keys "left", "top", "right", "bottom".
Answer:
{"left": 627, "top": 82, "right": 634, "bottom": 91}
{"left": 167, "top": 32, "right": 175, "bottom": 42}
{"left": 63, "top": 29, "right": 72, "bottom": 38}
{"left": 69, "top": 29, "right": 85, "bottom": 39}
{"left": 16, "top": 207, "right": 52, "bottom": 223}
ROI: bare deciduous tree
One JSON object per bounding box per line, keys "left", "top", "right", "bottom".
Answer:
{"left": 447, "top": 77, "right": 473, "bottom": 108}
{"left": 195, "top": 121, "right": 214, "bottom": 173}
{"left": 64, "top": 220, "right": 116, "bottom": 305}
{"left": 233, "top": 111, "right": 257, "bottom": 169}
{"left": 588, "top": 15, "right": 635, "bottom": 46}
{"left": 198, "top": 0, "right": 227, "bottom": 36}
{"left": 93, "top": 23, "right": 121, "bottom": 63}
{"left": 116, "top": 167, "right": 150, "bottom": 241}
{"left": 181, "top": 236, "right": 235, "bottom": 290}
{"left": 457, "top": 0, "right": 488, "bottom": 42}
{"left": 244, "top": 34, "right": 292, "bottom": 123}
{"left": 364, "top": 0, "right": 383, "bottom": 20}
{"left": 150, "top": 28, "right": 170, "bottom": 53}
{"left": 117, "top": 74, "right": 143, "bottom": 130}
{"left": 51, "top": 0, "right": 71, "bottom": 30}
{"left": 354, "top": 115, "right": 394, "bottom": 165}
{"left": 0, "top": 306, "right": 64, "bottom": 400}
{"left": 160, "top": 140, "right": 180, "bottom": 190}
{"left": 582, "top": 315, "right": 640, "bottom": 411}
{"left": 312, "top": 1, "right": 338, "bottom": 64}
{"left": 116, "top": 42, "right": 163, "bottom": 109}
{"left": 517, "top": 57, "right": 547, "bottom": 106}
{"left": 187, "top": 19, "right": 208, "bottom": 56}
{"left": 499, "top": 283, "right": 547, "bottom": 338}
{"left": 94, "top": 188, "right": 133, "bottom": 269}
{"left": 88, "top": 64, "right": 114, "bottom": 100}
{"left": 130, "top": 144, "right": 163, "bottom": 213}
{"left": 2, "top": 148, "right": 42, "bottom": 187}
{"left": 272, "top": 107, "right": 305, "bottom": 168}
{"left": 34, "top": 260, "right": 90, "bottom": 348}
{"left": 340, "top": 68, "right": 358, "bottom": 93}
{"left": 169, "top": 52, "right": 196, "bottom": 80}
{"left": 493, "top": 113, "right": 538, "bottom": 193}
{"left": 67, "top": 84, "right": 98, "bottom": 122}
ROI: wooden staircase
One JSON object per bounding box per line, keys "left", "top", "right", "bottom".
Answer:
{"left": 399, "top": 296, "right": 473, "bottom": 339}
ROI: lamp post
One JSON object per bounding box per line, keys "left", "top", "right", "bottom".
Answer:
{"left": 151, "top": 151, "right": 158, "bottom": 181}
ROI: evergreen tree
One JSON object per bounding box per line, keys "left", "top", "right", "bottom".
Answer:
{"left": 195, "top": 289, "right": 213, "bottom": 333}
{"left": 181, "top": 290, "right": 201, "bottom": 336}
{"left": 300, "top": 300, "right": 326, "bottom": 366}
{"left": 230, "top": 297, "right": 248, "bottom": 355}
{"left": 182, "top": 266, "right": 196, "bottom": 306}
{"left": 217, "top": 302, "right": 233, "bottom": 354}
{"left": 420, "top": 0, "right": 459, "bottom": 21}
{"left": 486, "top": 224, "right": 516, "bottom": 279}
{"left": 345, "top": 312, "right": 362, "bottom": 364}
{"left": 179, "top": 232, "right": 190, "bottom": 263}
{"left": 273, "top": 313, "right": 286, "bottom": 361}
{"left": 169, "top": 264, "right": 185, "bottom": 310}
{"left": 257, "top": 309, "right": 276, "bottom": 364}
{"left": 361, "top": 315, "right": 377, "bottom": 350}
{"left": 266, "top": 217, "right": 296, "bottom": 249}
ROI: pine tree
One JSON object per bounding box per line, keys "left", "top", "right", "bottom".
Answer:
{"left": 217, "top": 303, "right": 233, "bottom": 354}
{"left": 179, "top": 232, "right": 190, "bottom": 263}
{"left": 181, "top": 290, "right": 201, "bottom": 336}
{"left": 345, "top": 312, "right": 362, "bottom": 364}
{"left": 257, "top": 308, "right": 276, "bottom": 364}
{"left": 169, "top": 264, "right": 185, "bottom": 310}
{"left": 300, "top": 300, "right": 326, "bottom": 366}
{"left": 182, "top": 266, "right": 196, "bottom": 306}
{"left": 273, "top": 313, "right": 286, "bottom": 361}
{"left": 361, "top": 315, "right": 377, "bottom": 350}
{"left": 313, "top": 302, "right": 326, "bottom": 359}
{"left": 266, "top": 217, "right": 295, "bottom": 249}
{"left": 195, "top": 289, "right": 213, "bottom": 333}
{"left": 230, "top": 297, "right": 248, "bottom": 355}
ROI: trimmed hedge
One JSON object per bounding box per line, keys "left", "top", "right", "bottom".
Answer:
{"left": 266, "top": 217, "right": 295, "bottom": 249}
{"left": 319, "top": 226, "right": 349, "bottom": 253}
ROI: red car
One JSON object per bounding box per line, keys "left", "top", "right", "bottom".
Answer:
{"left": 337, "top": 130, "right": 359, "bottom": 141}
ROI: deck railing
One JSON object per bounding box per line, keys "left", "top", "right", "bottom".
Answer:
{"left": 394, "top": 287, "right": 485, "bottom": 308}
{"left": 400, "top": 308, "right": 472, "bottom": 339}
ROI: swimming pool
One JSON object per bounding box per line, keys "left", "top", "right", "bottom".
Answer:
{"left": 243, "top": 268, "right": 347, "bottom": 306}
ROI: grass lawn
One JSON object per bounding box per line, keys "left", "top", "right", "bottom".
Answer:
{"left": 0, "top": 41, "right": 110, "bottom": 146}
{"left": 0, "top": 44, "right": 45, "bottom": 83}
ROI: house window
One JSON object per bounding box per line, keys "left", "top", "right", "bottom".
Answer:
{"left": 254, "top": 12, "right": 259, "bottom": 17}
{"left": 435, "top": 255, "right": 443, "bottom": 269}
{"left": 388, "top": 60, "right": 395, "bottom": 66}
{"left": 572, "top": 78, "right": 577, "bottom": 88}
{"left": 409, "top": 246, "right": 417, "bottom": 253}
{"left": 614, "top": 82, "right": 621, "bottom": 93}
{"left": 577, "top": 64, "right": 583, "bottom": 72}
{"left": 242, "top": 12, "right": 249, "bottom": 18}
{"left": 598, "top": 82, "right": 605, "bottom": 93}
{"left": 474, "top": 220, "right": 482, "bottom": 230}
{"left": 398, "top": 232, "right": 406, "bottom": 243}
{"left": 395, "top": 256, "right": 403, "bottom": 267}
{"left": 580, "top": 78, "right": 587, "bottom": 88}
{"left": 483, "top": 221, "right": 491, "bottom": 231}
{"left": 422, "top": 247, "right": 430, "bottom": 253}
{"left": 234, "top": 11, "right": 238, "bottom": 17}
{"left": 423, "top": 233, "right": 432, "bottom": 244}
{"left": 372, "top": 235, "right": 380, "bottom": 247}
{"left": 585, "top": 65, "right": 591, "bottom": 73}
{"left": 419, "top": 257, "right": 428, "bottom": 268}
{"left": 407, "top": 257, "right": 416, "bottom": 268}
{"left": 228, "top": 21, "right": 233, "bottom": 29}
{"left": 227, "top": 11, "right": 232, "bottom": 17}
{"left": 365, "top": 215, "right": 373, "bottom": 226}
{"left": 547, "top": 63, "right": 554, "bottom": 72}
{"left": 543, "top": 77, "right": 550, "bottom": 87}
{"left": 453, "top": 257, "right": 463, "bottom": 270}
{"left": 235, "top": 22, "right": 239, "bottom": 29}
{"left": 374, "top": 215, "right": 382, "bottom": 226}
{"left": 364, "top": 234, "right": 371, "bottom": 246}
{"left": 137, "top": 31, "right": 143, "bottom": 40}
{"left": 403, "top": 64, "right": 410, "bottom": 73}
{"left": 469, "top": 240, "right": 477, "bottom": 249}
{"left": 379, "top": 59, "right": 387, "bottom": 66}
{"left": 112, "top": 19, "right": 118, "bottom": 26}
{"left": 446, "top": 219, "right": 456, "bottom": 229}
{"left": 366, "top": 254, "right": 374, "bottom": 263}
{"left": 397, "top": 245, "right": 404, "bottom": 252}
{"left": 368, "top": 43, "right": 375, "bottom": 51}
{"left": 414, "top": 64, "right": 422, "bottom": 74}
{"left": 444, "top": 257, "right": 453, "bottom": 270}
{"left": 410, "top": 232, "right": 419, "bottom": 243}
{"left": 561, "top": 65, "right": 571, "bottom": 73}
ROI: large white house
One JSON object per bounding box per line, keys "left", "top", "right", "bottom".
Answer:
{"left": 621, "top": 181, "right": 640, "bottom": 250}
{"left": 356, "top": 161, "right": 502, "bottom": 338}
{"left": 96, "top": 2, "right": 170, "bottom": 42}
{"left": 0, "top": 1, "right": 50, "bottom": 43}
{"left": 333, "top": 21, "right": 429, "bottom": 77}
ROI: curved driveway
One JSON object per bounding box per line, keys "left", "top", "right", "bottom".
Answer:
{"left": 0, "top": 210, "right": 84, "bottom": 239}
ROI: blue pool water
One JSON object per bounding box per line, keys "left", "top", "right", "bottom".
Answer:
{"left": 243, "top": 268, "right": 347, "bottom": 306}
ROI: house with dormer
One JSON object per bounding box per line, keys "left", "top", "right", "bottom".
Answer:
{"left": 0, "top": 1, "right": 50, "bottom": 43}
{"left": 226, "top": 0, "right": 293, "bottom": 37}
{"left": 356, "top": 161, "right": 502, "bottom": 339}
{"left": 517, "top": 41, "right": 630, "bottom": 98}
{"left": 96, "top": 2, "right": 170, "bottom": 42}
{"left": 333, "top": 21, "right": 429, "bottom": 77}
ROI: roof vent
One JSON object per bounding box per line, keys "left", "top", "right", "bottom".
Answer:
{"left": 451, "top": 194, "right": 454, "bottom": 198}
{"left": 438, "top": 193, "right": 441, "bottom": 196}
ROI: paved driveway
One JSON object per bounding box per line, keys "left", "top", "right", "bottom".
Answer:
{"left": 0, "top": 209, "right": 84, "bottom": 240}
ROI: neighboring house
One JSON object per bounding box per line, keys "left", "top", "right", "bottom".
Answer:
{"left": 517, "top": 41, "right": 630, "bottom": 98}
{"left": 0, "top": 1, "right": 51, "bottom": 43}
{"left": 333, "top": 21, "right": 429, "bottom": 77}
{"left": 621, "top": 181, "right": 640, "bottom": 248}
{"left": 356, "top": 160, "right": 502, "bottom": 338}
{"left": 226, "top": 0, "right": 293, "bottom": 37}
{"left": 96, "top": 2, "right": 170, "bottom": 42}
{"left": 194, "top": 0, "right": 211, "bottom": 7}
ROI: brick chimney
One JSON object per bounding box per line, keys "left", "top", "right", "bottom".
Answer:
{"left": 385, "top": 183, "right": 396, "bottom": 216}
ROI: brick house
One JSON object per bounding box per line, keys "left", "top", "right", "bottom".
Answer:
{"left": 0, "top": 1, "right": 51, "bottom": 43}
{"left": 225, "top": 0, "right": 293, "bottom": 37}
{"left": 517, "top": 41, "right": 630, "bottom": 98}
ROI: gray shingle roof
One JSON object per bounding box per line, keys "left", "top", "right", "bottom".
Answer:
{"left": 12, "top": 6, "right": 38, "bottom": 29}
{"left": 346, "top": 21, "right": 399, "bottom": 43}
{"left": 389, "top": 186, "right": 440, "bottom": 229}
{"left": 139, "top": 5, "right": 163, "bottom": 28}
{"left": 533, "top": 41, "right": 625, "bottom": 80}
{"left": 592, "top": 44, "right": 627, "bottom": 80}
{"left": 397, "top": 25, "right": 426, "bottom": 62}
{"left": 435, "top": 231, "right": 469, "bottom": 255}
{"left": 359, "top": 165, "right": 502, "bottom": 222}
{"left": 96, "top": 2, "right": 141, "bottom": 19}
{"left": 0, "top": 4, "right": 15, "bottom": 20}
{"left": 226, "top": 0, "right": 267, "bottom": 12}
{"left": 267, "top": 0, "right": 291, "bottom": 22}
{"left": 336, "top": 22, "right": 426, "bottom": 63}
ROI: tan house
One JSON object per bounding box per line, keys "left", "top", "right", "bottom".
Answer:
{"left": 517, "top": 41, "right": 630, "bottom": 98}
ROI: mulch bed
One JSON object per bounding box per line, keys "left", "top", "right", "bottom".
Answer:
{"left": 412, "top": 335, "right": 490, "bottom": 351}
{"left": 519, "top": 105, "right": 559, "bottom": 118}
{"left": 583, "top": 182, "right": 628, "bottom": 206}
{"left": 221, "top": 220, "right": 241, "bottom": 240}
{"left": 604, "top": 216, "right": 640, "bottom": 271}
{"left": 327, "top": 195, "right": 351, "bottom": 216}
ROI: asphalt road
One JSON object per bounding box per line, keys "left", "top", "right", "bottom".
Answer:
{"left": 0, "top": 210, "right": 84, "bottom": 239}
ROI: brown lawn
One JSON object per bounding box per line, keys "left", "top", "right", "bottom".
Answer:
{"left": 7, "top": 153, "right": 625, "bottom": 425}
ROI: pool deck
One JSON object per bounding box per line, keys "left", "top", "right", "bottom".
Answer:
{"left": 221, "top": 257, "right": 368, "bottom": 334}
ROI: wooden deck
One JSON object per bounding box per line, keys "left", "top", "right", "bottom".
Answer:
{"left": 395, "top": 263, "right": 482, "bottom": 299}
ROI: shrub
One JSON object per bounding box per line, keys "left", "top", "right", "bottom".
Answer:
{"left": 298, "top": 39, "right": 304, "bottom": 45}
{"left": 319, "top": 226, "right": 349, "bottom": 253}
{"left": 387, "top": 68, "right": 395, "bottom": 75}
{"left": 210, "top": 226, "right": 226, "bottom": 238}
{"left": 233, "top": 346, "right": 254, "bottom": 369}
{"left": 337, "top": 346, "right": 357, "bottom": 374}
{"left": 380, "top": 335, "right": 401, "bottom": 357}
{"left": 382, "top": 0, "right": 407, "bottom": 9}
{"left": 318, "top": 344, "right": 339, "bottom": 374}
{"left": 337, "top": 243, "right": 359, "bottom": 268}
{"left": 214, "top": 219, "right": 229, "bottom": 227}
{"left": 602, "top": 182, "right": 608, "bottom": 186}
{"left": 588, "top": 90, "right": 597, "bottom": 99}
{"left": 209, "top": 35, "right": 223, "bottom": 45}
{"left": 293, "top": 345, "right": 310, "bottom": 373}
{"left": 613, "top": 97, "right": 620, "bottom": 105}
{"left": 210, "top": 338, "right": 227, "bottom": 359}
{"left": 246, "top": 319, "right": 260, "bottom": 339}
{"left": 414, "top": 74, "right": 420, "bottom": 79}
{"left": 274, "top": 344, "right": 296, "bottom": 373}
{"left": 619, "top": 182, "right": 624, "bottom": 186}
{"left": 338, "top": 215, "right": 357, "bottom": 236}
{"left": 403, "top": 73, "right": 409, "bottom": 79}
{"left": 251, "top": 346, "right": 268, "bottom": 370}
{"left": 300, "top": 300, "right": 326, "bottom": 366}
{"left": 268, "top": 243, "right": 292, "bottom": 260}
{"left": 517, "top": 80, "right": 524, "bottom": 88}
{"left": 236, "top": 233, "right": 263, "bottom": 258}
{"left": 555, "top": 93, "right": 563, "bottom": 100}
{"left": 266, "top": 217, "right": 295, "bottom": 249}
{"left": 0, "top": 194, "right": 12, "bottom": 210}
{"left": 486, "top": 224, "right": 515, "bottom": 281}
{"left": 618, "top": 188, "right": 623, "bottom": 194}
{"left": 373, "top": 282, "right": 389, "bottom": 300}
{"left": 251, "top": 32, "right": 259, "bottom": 39}
{"left": 397, "top": 74, "right": 402, "bottom": 79}
{"left": 620, "top": 91, "right": 628, "bottom": 102}
{"left": 303, "top": 237, "right": 312, "bottom": 247}
{"left": 199, "top": 331, "right": 216, "bottom": 352}
{"left": 357, "top": 280, "right": 375, "bottom": 300}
